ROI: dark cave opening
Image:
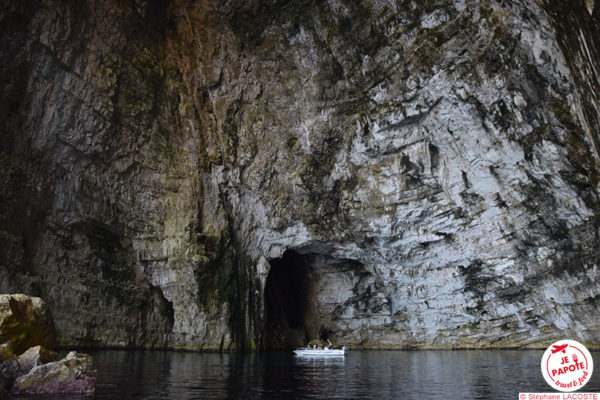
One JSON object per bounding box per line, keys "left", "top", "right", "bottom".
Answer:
{"left": 263, "top": 250, "right": 316, "bottom": 350}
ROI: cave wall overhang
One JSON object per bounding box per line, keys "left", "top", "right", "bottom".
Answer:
{"left": 1, "top": 0, "right": 600, "bottom": 350}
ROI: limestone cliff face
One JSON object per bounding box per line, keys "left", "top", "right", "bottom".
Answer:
{"left": 1, "top": 0, "right": 600, "bottom": 350}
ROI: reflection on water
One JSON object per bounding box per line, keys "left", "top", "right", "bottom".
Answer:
{"left": 293, "top": 355, "right": 346, "bottom": 368}
{"left": 11, "top": 350, "right": 599, "bottom": 400}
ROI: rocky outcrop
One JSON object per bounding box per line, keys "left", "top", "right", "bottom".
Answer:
{"left": 12, "top": 351, "right": 96, "bottom": 396}
{"left": 16, "top": 345, "right": 58, "bottom": 376}
{"left": 0, "top": 294, "right": 95, "bottom": 396}
{"left": 0, "top": 295, "right": 55, "bottom": 355}
{"left": 1, "top": 0, "right": 600, "bottom": 350}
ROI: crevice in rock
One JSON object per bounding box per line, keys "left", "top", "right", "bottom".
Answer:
{"left": 377, "top": 97, "right": 443, "bottom": 133}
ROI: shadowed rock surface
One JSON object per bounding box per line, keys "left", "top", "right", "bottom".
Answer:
{"left": 0, "top": 295, "right": 55, "bottom": 355}
{"left": 1, "top": 0, "right": 599, "bottom": 350}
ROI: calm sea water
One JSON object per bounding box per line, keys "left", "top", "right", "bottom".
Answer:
{"left": 8, "top": 350, "right": 600, "bottom": 399}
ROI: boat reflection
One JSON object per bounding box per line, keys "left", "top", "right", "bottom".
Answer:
{"left": 293, "top": 355, "right": 346, "bottom": 367}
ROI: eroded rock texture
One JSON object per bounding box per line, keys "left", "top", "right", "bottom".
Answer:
{"left": 1, "top": 0, "right": 600, "bottom": 350}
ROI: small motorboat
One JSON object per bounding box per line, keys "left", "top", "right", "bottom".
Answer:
{"left": 293, "top": 346, "right": 348, "bottom": 356}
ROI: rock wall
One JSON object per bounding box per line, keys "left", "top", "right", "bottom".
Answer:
{"left": 1, "top": 0, "right": 599, "bottom": 350}
{"left": 0, "top": 0, "right": 231, "bottom": 349}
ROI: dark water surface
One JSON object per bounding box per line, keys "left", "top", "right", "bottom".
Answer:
{"left": 11, "top": 350, "right": 600, "bottom": 399}
{"left": 91, "top": 349, "right": 600, "bottom": 399}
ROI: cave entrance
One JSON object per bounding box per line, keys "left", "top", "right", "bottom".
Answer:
{"left": 263, "top": 250, "right": 317, "bottom": 350}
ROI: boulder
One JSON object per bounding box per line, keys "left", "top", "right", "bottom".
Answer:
{"left": 12, "top": 351, "right": 97, "bottom": 395}
{"left": 16, "top": 345, "right": 57, "bottom": 375}
{"left": 0, "top": 294, "right": 55, "bottom": 355}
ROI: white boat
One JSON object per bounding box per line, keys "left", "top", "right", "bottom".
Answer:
{"left": 293, "top": 346, "right": 348, "bottom": 356}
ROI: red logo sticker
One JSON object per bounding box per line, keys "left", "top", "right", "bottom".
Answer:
{"left": 541, "top": 340, "right": 594, "bottom": 392}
